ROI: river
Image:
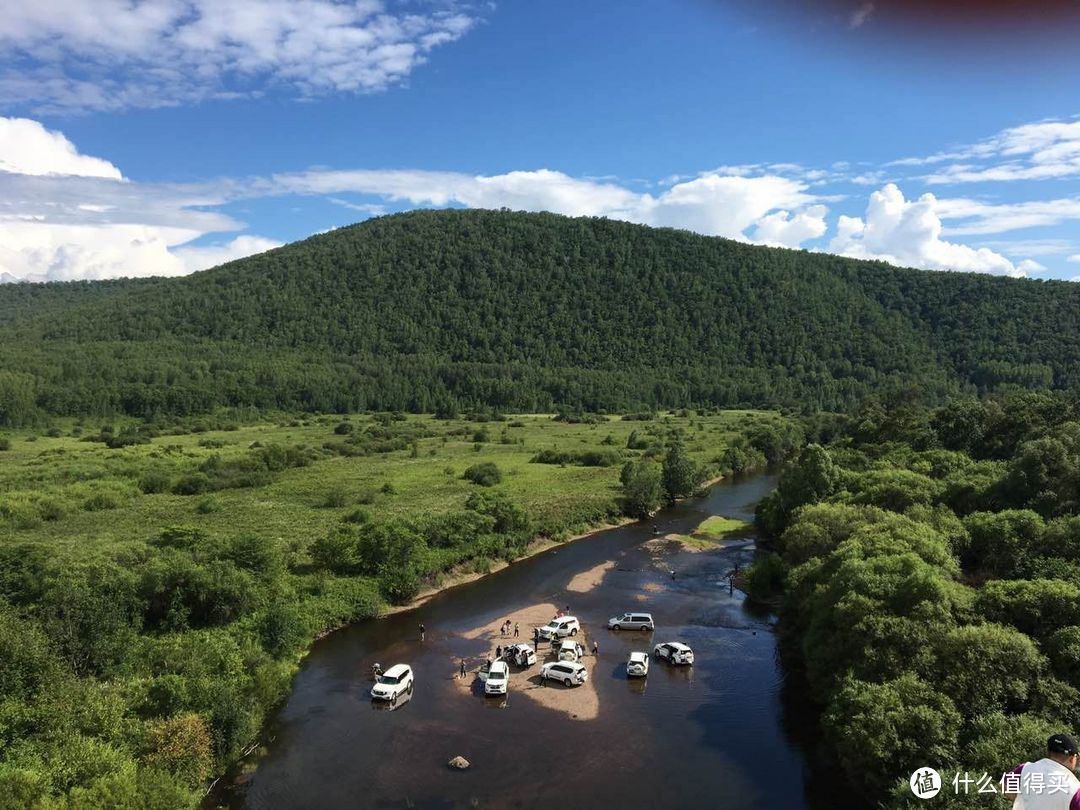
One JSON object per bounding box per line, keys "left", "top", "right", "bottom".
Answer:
{"left": 219, "top": 474, "right": 864, "bottom": 810}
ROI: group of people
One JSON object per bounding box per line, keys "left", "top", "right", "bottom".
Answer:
{"left": 499, "top": 619, "right": 519, "bottom": 638}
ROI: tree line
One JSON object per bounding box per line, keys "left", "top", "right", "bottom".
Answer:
{"left": 2, "top": 209, "right": 1079, "bottom": 427}
{"left": 748, "top": 390, "right": 1080, "bottom": 807}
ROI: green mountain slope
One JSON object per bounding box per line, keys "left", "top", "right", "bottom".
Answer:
{"left": 1, "top": 209, "right": 1078, "bottom": 423}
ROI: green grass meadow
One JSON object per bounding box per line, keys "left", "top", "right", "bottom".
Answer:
{"left": 0, "top": 410, "right": 773, "bottom": 561}
{"left": 0, "top": 408, "right": 789, "bottom": 808}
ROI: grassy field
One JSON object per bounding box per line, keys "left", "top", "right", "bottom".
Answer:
{"left": 0, "top": 410, "right": 775, "bottom": 561}
{"left": 0, "top": 408, "right": 793, "bottom": 808}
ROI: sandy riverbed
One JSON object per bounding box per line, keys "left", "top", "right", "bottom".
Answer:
{"left": 452, "top": 602, "right": 601, "bottom": 720}
{"left": 566, "top": 560, "right": 616, "bottom": 593}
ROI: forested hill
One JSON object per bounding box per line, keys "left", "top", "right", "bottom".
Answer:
{"left": 1, "top": 209, "right": 1079, "bottom": 424}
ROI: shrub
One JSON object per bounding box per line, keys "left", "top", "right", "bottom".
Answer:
{"left": 1046, "top": 626, "right": 1080, "bottom": 685}
{"left": 83, "top": 492, "right": 120, "bottom": 512}
{"left": 37, "top": 498, "right": 65, "bottom": 522}
{"left": 463, "top": 462, "right": 502, "bottom": 487}
{"left": 341, "top": 508, "right": 371, "bottom": 525}
{"left": 173, "top": 473, "right": 212, "bottom": 496}
{"left": 142, "top": 713, "right": 214, "bottom": 788}
{"left": 824, "top": 674, "right": 961, "bottom": 796}
{"left": 0, "top": 500, "right": 42, "bottom": 530}
{"left": 333, "top": 421, "right": 353, "bottom": 435}
{"left": 323, "top": 487, "right": 348, "bottom": 508}
{"left": 195, "top": 496, "right": 222, "bottom": 514}
{"left": 380, "top": 481, "right": 396, "bottom": 495}
{"left": 153, "top": 526, "right": 208, "bottom": 551}
{"left": 139, "top": 470, "right": 173, "bottom": 494}
{"left": 311, "top": 527, "right": 361, "bottom": 573}
{"left": 745, "top": 553, "right": 786, "bottom": 601}
{"left": 46, "top": 427, "right": 62, "bottom": 438}
{"left": 0, "top": 438, "right": 10, "bottom": 451}
{"left": 141, "top": 674, "right": 190, "bottom": 718}
{"left": 258, "top": 603, "right": 310, "bottom": 658}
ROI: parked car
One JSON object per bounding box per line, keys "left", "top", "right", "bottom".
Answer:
{"left": 507, "top": 643, "right": 537, "bottom": 667}
{"left": 370, "top": 664, "right": 414, "bottom": 702}
{"left": 653, "top": 642, "right": 695, "bottom": 665}
{"left": 557, "top": 640, "right": 585, "bottom": 662}
{"left": 539, "top": 660, "right": 588, "bottom": 687}
{"left": 538, "top": 616, "right": 580, "bottom": 640}
{"left": 626, "top": 651, "right": 650, "bottom": 677}
{"left": 484, "top": 660, "right": 509, "bottom": 695}
{"left": 608, "top": 612, "right": 655, "bottom": 631}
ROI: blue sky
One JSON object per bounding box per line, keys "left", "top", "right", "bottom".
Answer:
{"left": 1, "top": 0, "right": 1079, "bottom": 282}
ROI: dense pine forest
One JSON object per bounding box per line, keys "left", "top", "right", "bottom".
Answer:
{"left": 1, "top": 209, "right": 1079, "bottom": 427}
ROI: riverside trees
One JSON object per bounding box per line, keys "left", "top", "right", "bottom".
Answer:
{"left": 750, "top": 391, "right": 1080, "bottom": 806}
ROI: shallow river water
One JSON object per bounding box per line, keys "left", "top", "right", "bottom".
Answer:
{"left": 222, "top": 474, "right": 865, "bottom": 810}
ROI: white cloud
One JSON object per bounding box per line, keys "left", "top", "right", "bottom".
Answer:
{"left": 0, "top": 222, "right": 196, "bottom": 282}
{"left": 915, "top": 118, "right": 1080, "bottom": 184}
{"left": 750, "top": 205, "right": 828, "bottom": 247}
{"left": 268, "top": 167, "right": 823, "bottom": 241}
{"left": 933, "top": 196, "right": 1080, "bottom": 235}
{"left": 172, "top": 235, "right": 284, "bottom": 274}
{"left": 7, "top": 115, "right": 1075, "bottom": 284}
{"left": 0, "top": 116, "right": 275, "bottom": 281}
{"left": 976, "top": 239, "right": 1078, "bottom": 258}
{"left": 0, "top": 117, "right": 121, "bottom": 178}
{"left": 1068, "top": 254, "right": 1080, "bottom": 263}
{"left": 828, "top": 184, "right": 1028, "bottom": 277}
{"left": 0, "top": 0, "right": 477, "bottom": 113}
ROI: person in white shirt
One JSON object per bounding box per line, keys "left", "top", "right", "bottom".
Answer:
{"left": 1003, "top": 733, "right": 1080, "bottom": 809}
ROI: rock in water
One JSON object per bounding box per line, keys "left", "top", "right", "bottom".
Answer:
{"left": 448, "top": 756, "right": 470, "bottom": 770}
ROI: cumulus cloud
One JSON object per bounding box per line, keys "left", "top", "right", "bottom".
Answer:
{"left": 750, "top": 206, "right": 828, "bottom": 247}
{"left": 0, "top": 116, "right": 274, "bottom": 281}
{"left": 172, "top": 235, "right": 284, "bottom": 275}
{"left": 269, "top": 167, "right": 823, "bottom": 242}
{"left": 0, "top": 117, "right": 122, "bottom": 178}
{"left": 0, "top": 0, "right": 477, "bottom": 113}
{"left": 1069, "top": 254, "right": 1080, "bottom": 263}
{"left": 0, "top": 222, "right": 199, "bottom": 282}
{"left": 3, "top": 115, "right": 1066, "bottom": 283}
{"left": 829, "top": 183, "right": 1027, "bottom": 277}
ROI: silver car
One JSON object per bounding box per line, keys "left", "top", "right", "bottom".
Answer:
{"left": 608, "top": 612, "right": 655, "bottom": 632}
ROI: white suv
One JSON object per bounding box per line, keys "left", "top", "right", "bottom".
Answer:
{"left": 557, "top": 640, "right": 585, "bottom": 662}
{"left": 626, "top": 651, "right": 650, "bottom": 677}
{"left": 484, "top": 660, "right": 509, "bottom": 695}
{"left": 608, "top": 612, "right": 654, "bottom": 632}
{"left": 538, "top": 616, "right": 580, "bottom": 640}
{"left": 654, "top": 642, "right": 694, "bottom": 665}
{"left": 370, "top": 664, "right": 414, "bottom": 702}
{"left": 507, "top": 643, "right": 536, "bottom": 667}
{"left": 539, "top": 660, "right": 588, "bottom": 687}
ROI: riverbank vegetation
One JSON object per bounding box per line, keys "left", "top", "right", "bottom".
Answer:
{"left": 0, "top": 408, "right": 793, "bottom": 808}
{"left": 748, "top": 390, "right": 1080, "bottom": 807}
